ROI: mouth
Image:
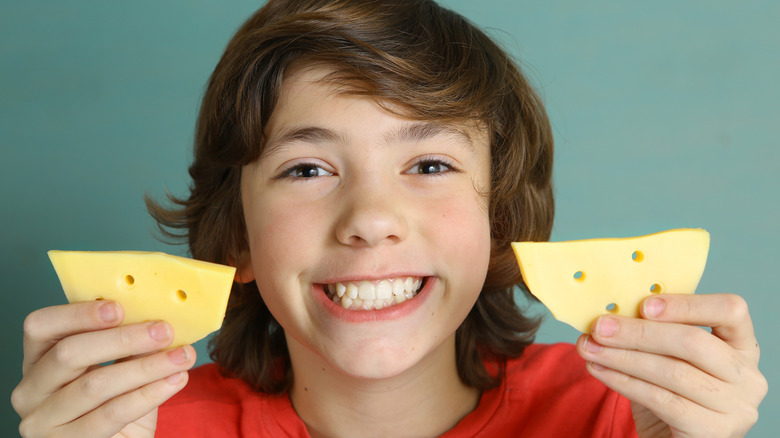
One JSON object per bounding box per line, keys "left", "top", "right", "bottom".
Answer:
{"left": 322, "top": 277, "right": 426, "bottom": 311}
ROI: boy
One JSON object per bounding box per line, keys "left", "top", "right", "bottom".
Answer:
{"left": 13, "top": 1, "right": 766, "bottom": 437}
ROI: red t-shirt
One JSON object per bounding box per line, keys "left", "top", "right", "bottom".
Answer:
{"left": 157, "top": 343, "right": 637, "bottom": 437}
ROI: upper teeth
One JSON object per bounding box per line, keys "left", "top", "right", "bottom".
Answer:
{"left": 326, "top": 277, "right": 423, "bottom": 310}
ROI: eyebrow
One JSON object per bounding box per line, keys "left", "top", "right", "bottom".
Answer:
{"left": 262, "top": 126, "right": 346, "bottom": 158}
{"left": 262, "top": 121, "right": 474, "bottom": 158}
{"left": 383, "top": 122, "right": 474, "bottom": 151}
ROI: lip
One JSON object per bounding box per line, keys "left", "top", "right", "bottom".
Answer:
{"left": 317, "top": 273, "right": 427, "bottom": 284}
{"left": 313, "top": 276, "right": 435, "bottom": 323}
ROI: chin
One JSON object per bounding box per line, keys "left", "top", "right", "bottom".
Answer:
{"left": 321, "top": 331, "right": 452, "bottom": 381}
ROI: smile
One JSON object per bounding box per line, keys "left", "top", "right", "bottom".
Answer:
{"left": 324, "top": 277, "right": 425, "bottom": 310}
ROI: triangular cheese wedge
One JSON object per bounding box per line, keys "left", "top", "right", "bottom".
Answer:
{"left": 511, "top": 228, "right": 710, "bottom": 333}
{"left": 48, "top": 250, "right": 236, "bottom": 347}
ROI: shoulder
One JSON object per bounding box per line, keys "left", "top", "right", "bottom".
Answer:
{"left": 452, "top": 343, "right": 637, "bottom": 438}
{"left": 504, "top": 342, "right": 593, "bottom": 388}
{"left": 157, "top": 363, "right": 303, "bottom": 437}
{"left": 164, "top": 362, "right": 254, "bottom": 406}
{"left": 496, "top": 343, "right": 614, "bottom": 407}
{"left": 156, "top": 363, "right": 248, "bottom": 437}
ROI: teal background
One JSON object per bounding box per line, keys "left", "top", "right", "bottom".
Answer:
{"left": 1, "top": 1, "right": 777, "bottom": 435}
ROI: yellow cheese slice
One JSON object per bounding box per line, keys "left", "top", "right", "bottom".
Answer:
{"left": 48, "top": 250, "right": 236, "bottom": 347}
{"left": 511, "top": 228, "right": 710, "bottom": 333}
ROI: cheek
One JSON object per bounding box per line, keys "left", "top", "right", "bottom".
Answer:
{"left": 425, "top": 191, "right": 492, "bottom": 278}
{"left": 244, "top": 199, "right": 325, "bottom": 324}
{"left": 244, "top": 195, "right": 322, "bottom": 286}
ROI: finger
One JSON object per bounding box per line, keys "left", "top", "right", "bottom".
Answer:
{"left": 39, "top": 346, "right": 196, "bottom": 429}
{"left": 79, "top": 371, "right": 188, "bottom": 437}
{"left": 581, "top": 361, "right": 736, "bottom": 437}
{"left": 22, "top": 301, "right": 124, "bottom": 374}
{"left": 640, "top": 294, "right": 759, "bottom": 356}
{"left": 21, "top": 369, "right": 189, "bottom": 438}
{"left": 15, "top": 320, "right": 174, "bottom": 415}
{"left": 588, "top": 315, "right": 744, "bottom": 383}
{"left": 578, "top": 335, "right": 731, "bottom": 414}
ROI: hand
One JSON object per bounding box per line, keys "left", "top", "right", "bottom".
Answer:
{"left": 576, "top": 293, "right": 767, "bottom": 438}
{"left": 11, "top": 300, "right": 196, "bottom": 437}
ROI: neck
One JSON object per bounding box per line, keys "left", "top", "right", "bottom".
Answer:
{"left": 287, "top": 335, "right": 480, "bottom": 438}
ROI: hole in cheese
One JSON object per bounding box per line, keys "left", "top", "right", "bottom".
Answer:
{"left": 650, "top": 283, "right": 662, "bottom": 293}
{"left": 176, "top": 289, "right": 188, "bottom": 302}
{"left": 125, "top": 274, "right": 135, "bottom": 285}
{"left": 573, "top": 271, "right": 585, "bottom": 281}
{"left": 631, "top": 251, "right": 644, "bottom": 262}
{"left": 606, "top": 302, "right": 618, "bottom": 313}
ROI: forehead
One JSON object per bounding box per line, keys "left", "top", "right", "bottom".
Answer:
{"left": 264, "top": 63, "right": 489, "bottom": 151}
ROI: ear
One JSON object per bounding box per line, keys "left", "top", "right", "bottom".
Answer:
{"left": 229, "top": 249, "right": 255, "bottom": 284}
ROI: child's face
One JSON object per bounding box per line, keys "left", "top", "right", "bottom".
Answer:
{"left": 239, "top": 65, "right": 492, "bottom": 380}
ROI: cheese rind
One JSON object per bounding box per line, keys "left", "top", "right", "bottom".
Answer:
{"left": 48, "top": 250, "right": 236, "bottom": 347}
{"left": 512, "top": 228, "right": 710, "bottom": 333}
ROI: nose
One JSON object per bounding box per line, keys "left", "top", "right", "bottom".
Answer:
{"left": 335, "top": 178, "right": 409, "bottom": 247}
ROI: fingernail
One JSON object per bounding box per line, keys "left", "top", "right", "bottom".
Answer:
{"left": 99, "top": 302, "right": 118, "bottom": 322}
{"left": 165, "top": 371, "right": 185, "bottom": 385}
{"left": 584, "top": 336, "right": 603, "bottom": 353}
{"left": 644, "top": 297, "right": 665, "bottom": 318}
{"left": 596, "top": 317, "right": 618, "bottom": 337}
{"left": 167, "top": 347, "right": 190, "bottom": 365}
{"left": 589, "top": 362, "right": 608, "bottom": 372}
{"left": 147, "top": 321, "right": 171, "bottom": 341}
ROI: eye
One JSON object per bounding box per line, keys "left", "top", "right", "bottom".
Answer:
{"left": 281, "top": 163, "right": 333, "bottom": 179}
{"left": 407, "top": 159, "right": 455, "bottom": 175}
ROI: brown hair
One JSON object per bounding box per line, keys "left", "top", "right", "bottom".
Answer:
{"left": 147, "top": 0, "right": 554, "bottom": 393}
